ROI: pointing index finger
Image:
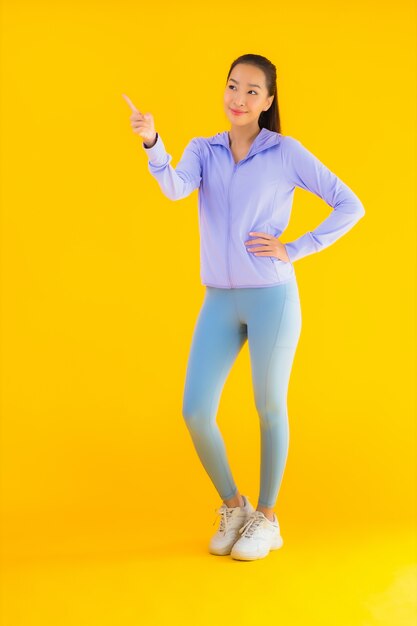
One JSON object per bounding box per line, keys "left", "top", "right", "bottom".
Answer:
{"left": 122, "top": 93, "right": 141, "bottom": 113}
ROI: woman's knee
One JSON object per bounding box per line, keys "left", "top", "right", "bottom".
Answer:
{"left": 255, "top": 398, "right": 288, "bottom": 427}
{"left": 182, "top": 396, "right": 212, "bottom": 430}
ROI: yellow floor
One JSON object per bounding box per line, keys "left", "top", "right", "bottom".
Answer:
{"left": 1, "top": 524, "right": 416, "bottom": 625}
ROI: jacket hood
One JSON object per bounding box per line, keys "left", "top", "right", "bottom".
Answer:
{"left": 206, "top": 127, "right": 282, "bottom": 158}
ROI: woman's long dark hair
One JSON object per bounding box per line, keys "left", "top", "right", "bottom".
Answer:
{"left": 226, "top": 54, "right": 281, "bottom": 133}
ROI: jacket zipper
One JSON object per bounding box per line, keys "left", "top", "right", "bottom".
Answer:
{"left": 224, "top": 135, "right": 275, "bottom": 287}
{"left": 227, "top": 163, "right": 239, "bottom": 288}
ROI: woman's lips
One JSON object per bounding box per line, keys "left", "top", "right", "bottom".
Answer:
{"left": 230, "top": 108, "right": 247, "bottom": 116}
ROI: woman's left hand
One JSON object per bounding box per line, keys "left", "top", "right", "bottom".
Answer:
{"left": 244, "top": 232, "right": 291, "bottom": 262}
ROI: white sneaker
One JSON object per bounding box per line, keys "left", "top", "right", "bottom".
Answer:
{"left": 209, "top": 494, "right": 255, "bottom": 556}
{"left": 230, "top": 510, "right": 284, "bottom": 560}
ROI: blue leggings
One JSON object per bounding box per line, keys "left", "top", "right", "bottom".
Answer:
{"left": 182, "top": 277, "right": 302, "bottom": 508}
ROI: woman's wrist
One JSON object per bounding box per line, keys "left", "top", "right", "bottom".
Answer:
{"left": 143, "top": 133, "right": 158, "bottom": 148}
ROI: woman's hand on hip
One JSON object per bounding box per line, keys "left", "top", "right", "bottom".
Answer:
{"left": 244, "top": 232, "right": 291, "bottom": 263}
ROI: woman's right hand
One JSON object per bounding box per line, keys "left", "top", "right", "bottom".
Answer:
{"left": 122, "top": 94, "right": 157, "bottom": 146}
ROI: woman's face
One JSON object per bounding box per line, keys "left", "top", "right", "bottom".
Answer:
{"left": 224, "top": 63, "right": 274, "bottom": 128}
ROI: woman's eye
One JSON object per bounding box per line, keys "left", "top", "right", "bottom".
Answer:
{"left": 228, "top": 85, "right": 257, "bottom": 95}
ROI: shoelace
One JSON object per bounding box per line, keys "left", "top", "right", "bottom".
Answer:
{"left": 238, "top": 511, "right": 268, "bottom": 538}
{"left": 212, "top": 505, "right": 237, "bottom": 534}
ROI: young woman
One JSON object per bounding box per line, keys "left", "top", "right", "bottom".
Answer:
{"left": 123, "top": 53, "right": 365, "bottom": 561}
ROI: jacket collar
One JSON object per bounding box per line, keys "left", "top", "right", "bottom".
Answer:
{"left": 207, "top": 127, "right": 282, "bottom": 158}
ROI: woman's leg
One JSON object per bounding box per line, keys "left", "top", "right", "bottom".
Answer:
{"left": 236, "top": 279, "right": 302, "bottom": 511}
{"left": 182, "top": 287, "right": 247, "bottom": 502}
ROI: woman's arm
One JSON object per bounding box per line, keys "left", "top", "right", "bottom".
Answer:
{"left": 143, "top": 134, "right": 202, "bottom": 201}
{"left": 281, "top": 136, "right": 365, "bottom": 263}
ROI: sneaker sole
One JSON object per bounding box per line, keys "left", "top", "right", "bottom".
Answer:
{"left": 231, "top": 536, "right": 284, "bottom": 560}
{"left": 209, "top": 545, "right": 234, "bottom": 556}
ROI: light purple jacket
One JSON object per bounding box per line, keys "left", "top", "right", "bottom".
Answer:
{"left": 142, "top": 127, "right": 365, "bottom": 288}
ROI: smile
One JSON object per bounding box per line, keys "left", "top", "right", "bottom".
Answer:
{"left": 230, "top": 108, "right": 247, "bottom": 116}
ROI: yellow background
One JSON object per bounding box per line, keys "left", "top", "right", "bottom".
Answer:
{"left": 1, "top": 0, "right": 416, "bottom": 624}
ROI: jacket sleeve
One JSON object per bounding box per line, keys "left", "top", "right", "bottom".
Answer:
{"left": 142, "top": 133, "right": 202, "bottom": 200}
{"left": 281, "top": 136, "right": 365, "bottom": 263}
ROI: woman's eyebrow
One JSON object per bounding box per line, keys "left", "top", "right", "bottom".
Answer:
{"left": 228, "top": 77, "right": 262, "bottom": 89}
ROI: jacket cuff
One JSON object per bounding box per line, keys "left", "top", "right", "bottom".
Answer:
{"left": 284, "top": 232, "right": 321, "bottom": 263}
{"left": 142, "top": 133, "right": 167, "bottom": 165}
